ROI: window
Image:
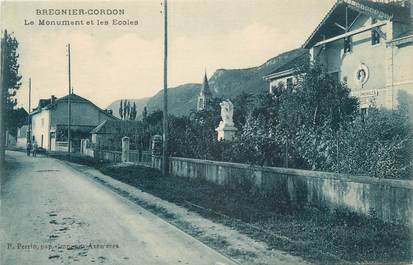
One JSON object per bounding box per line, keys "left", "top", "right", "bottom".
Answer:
{"left": 198, "top": 98, "right": 204, "bottom": 109}
{"left": 360, "top": 108, "right": 368, "bottom": 122}
{"left": 286, "top": 78, "right": 293, "bottom": 89}
{"left": 270, "top": 85, "right": 276, "bottom": 94}
{"left": 41, "top": 118, "right": 44, "bottom": 127}
{"left": 371, "top": 29, "right": 380, "bottom": 45}
{"left": 344, "top": 37, "right": 352, "bottom": 53}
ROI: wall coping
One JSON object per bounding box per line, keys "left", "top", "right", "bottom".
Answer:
{"left": 169, "top": 156, "right": 413, "bottom": 190}
{"left": 98, "top": 150, "right": 122, "bottom": 154}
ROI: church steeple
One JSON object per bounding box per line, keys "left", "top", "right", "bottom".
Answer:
{"left": 201, "top": 71, "right": 211, "bottom": 95}
{"left": 197, "top": 71, "right": 212, "bottom": 111}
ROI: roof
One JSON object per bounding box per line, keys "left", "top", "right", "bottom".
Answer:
{"left": 263, "top": 49, "right": 309, "bottom": 80}
{"left": 47, "top": 93, "right": 93, "bottom": 109}
{"left": 31, "top": 93, "right": 119, "bottom": 120}
{"left": 200, "top": 72, "right": 212, "bottom": 96}
{"left": 355, "top": 0, "right": 410, "bottom": 20}
{"left": 90, "top": 120, "right": 107, "bottom": 134}
{"left": 90, "top": 119, "right": 143, "bottom": 134}
{"left": 37, "top": 99, "right": 52, "bottom": 109}
{"left": 303, "top": 0, "right": 411, "bottom": 48}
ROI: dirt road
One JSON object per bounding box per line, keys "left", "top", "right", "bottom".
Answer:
{"left": 1, "top": 151, "right": 238, "bottom": 265}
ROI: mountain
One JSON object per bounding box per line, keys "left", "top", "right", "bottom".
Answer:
{"left": 158, "top": 48, "right": 308, "bottom": 116}
{"left": 107, "top": 48, "right": 308, "bottom": 117}
{"left": 145, "top": 83, "right": 201, "bottom": 116}
{"left": 106, "top": 97, "right": 150, "bottom": 118}
{"left": 209, "top": 48, "right": 308, "bottom": 97}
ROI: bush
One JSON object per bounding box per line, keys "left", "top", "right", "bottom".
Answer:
{"left": 292, "top": 104, "right": 412, "bottom": 179}
{"left": 335, "top": 107, "right": 412, "bottom": 179}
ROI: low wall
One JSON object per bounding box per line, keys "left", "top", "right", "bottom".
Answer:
{"left": 95, "top": 150, "right": 122, "bottom": 163}
{"left": 154, "top": 156, "right": 413, "bottom": 227}
{"left": 16, "top": 137, "right": 27, "bottom": 149}
{"left": 129, "top": 150, "right": 151, "bottom": 164}
{"left": 94, "top": 149, "right": 152, "bottom": 164}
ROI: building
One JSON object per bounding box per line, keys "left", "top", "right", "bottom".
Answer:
{"left": 16, "top": 125, "right": 29, "bottom": 148}
{"left": 263, "top": 49, "right": 309, "bottom": 94}
{"left": 30, "top": 93, "right": 117, "bottom": 152}
{"left": 265, "top": 0, "right": 413, "bottom": 110}
{"left": 197, "top": 72, "right": 213, "bottom": 111}
{"left": 90, "top": 119, "right": 143, "bottom": 151}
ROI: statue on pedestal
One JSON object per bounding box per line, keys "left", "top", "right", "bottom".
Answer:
{"left": 216, "top": 100, "right": 237, "bottom": 141}
{"left": 219, "top": 100, "right": 234, "bottom": 127}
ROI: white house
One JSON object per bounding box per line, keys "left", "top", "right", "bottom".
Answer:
{"left": 265, "top": 0, "right": 413, "bottom": 110}
{"left": 30, "top": 93, "right": 117, "bottom": 152}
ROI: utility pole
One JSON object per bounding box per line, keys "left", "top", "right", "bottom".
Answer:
{"left": 162, "top": 0, "right": 168, "bottom": 177}
{"left": 28, "top": 78, "right": 31, "bottom": 142}
{"left": 67, "top": 44, "right": 72, "bottom": 156}
{"left": 0, "top": 30, "right": 6, "bottom": 166}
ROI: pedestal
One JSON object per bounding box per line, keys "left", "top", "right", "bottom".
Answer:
{"left": 215, "top": 123, "right": 237, "bottom": 141}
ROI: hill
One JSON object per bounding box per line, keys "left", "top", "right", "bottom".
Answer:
{"left": 107, "top": 48, "right": 308, "bottom": 117}
{"left": 106, "top": 97, "right": 150, "bottom": 118}
{"left": 145, "top": 83, "right": 201, "bottom": 116}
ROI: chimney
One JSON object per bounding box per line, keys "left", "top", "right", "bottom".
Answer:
{"left": 51, "top": 95, "right": 57, "bottom": 103}
{"left": 105, "top": 109, "right": 113, "bottom": 115}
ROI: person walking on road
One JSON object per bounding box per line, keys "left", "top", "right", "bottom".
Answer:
{"left": 26, "top": 141, "right": 32, "bottom": 156}
{"left": 32, "top": 141, "right": 38, "bottom": 157}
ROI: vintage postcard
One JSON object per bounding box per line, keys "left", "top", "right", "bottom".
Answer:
{"left": 1, "top": 0, "right": 412, "bottom": 264}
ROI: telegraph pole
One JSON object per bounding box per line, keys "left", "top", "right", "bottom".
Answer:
{"left": 28, "top": 78, "right": 31, "bottom": 142}
{"left": 67, "top": 44, "right": 72, "bottom": 156}
{"left": 0, "top": 30, "right": 6, "bottom": 166}
{"left": 162, "top": 0, "right": 168, "bottom": 177}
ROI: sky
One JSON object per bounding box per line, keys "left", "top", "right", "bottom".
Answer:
{"left": 1, "top": 0, "right": 336, "bottom": 110}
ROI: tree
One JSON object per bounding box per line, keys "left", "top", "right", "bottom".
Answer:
{"left": 330, "top": 103, "right": 412, "bottom": 179}
{"left": 232, "top": 92, "right": 283, "bottom": 166}
{"left": 2, "top": 31, "right": 22, "bottom": 131}
{"left": 278, "top": 64, "right": 358, "bottom": 134}
{"left": 232, "top": 92, "right": 255, "bottom": 128}
{"left": 142, "top": 106, "right": 148, "bottom": 122}
{"left": 123, "top": 100, "right": 128, "bottom": 119}
{"left": 119, "top": 100, "right": 123, "bottom": 120}
{"left": 275, "top": 64, "right": 359, "bottom": 169}
{"left": 1, "top": 30, "right": 22, "bottom": 163}
{"left": 126, "top": 101, "right": 131, "bottom": 119}
{"left": 129, "top": 102, "right": 137, "bottom": 120}
{"left": 8, "top": 107, "right": 28, "bottom": 135}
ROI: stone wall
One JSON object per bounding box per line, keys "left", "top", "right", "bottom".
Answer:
{"left": 94, "top": 149, "right": 152, "bottom": 165}
{"left": 153, "top": 156, "right": 413, "bottom": 227}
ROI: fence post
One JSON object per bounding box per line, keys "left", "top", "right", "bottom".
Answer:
{"left": 122, "top": 136, "right": 130, "bottom": 163}
{"left": 151, "top": 135, "right": 162, "bottom": 169}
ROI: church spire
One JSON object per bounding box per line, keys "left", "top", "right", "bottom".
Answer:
{"left": 201, "top": 70, "right": 211, "bottom": 96}
{"left": 197, "top": 71, "right": 212, "bottom": 111}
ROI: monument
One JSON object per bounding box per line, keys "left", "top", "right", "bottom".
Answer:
{"left": 216, "top": 100, "right": 237, "bottom": 141}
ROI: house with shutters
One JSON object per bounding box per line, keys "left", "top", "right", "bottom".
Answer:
{"left": 30, "top": 93, "right": 117, "bottom": 152}
{"left": 265, "top": 0, "right": 413, "bottom": 111}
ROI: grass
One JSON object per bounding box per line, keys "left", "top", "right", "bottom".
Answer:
{"left": 50, "top": 153, "right": 412, "bottom": 265}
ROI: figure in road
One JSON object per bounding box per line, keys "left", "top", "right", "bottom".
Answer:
{"left": 32, "top": 141, "right": 38, "bottom": 157}
{"left": 26, "top": 141, "right": 32, "bottom": 156}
